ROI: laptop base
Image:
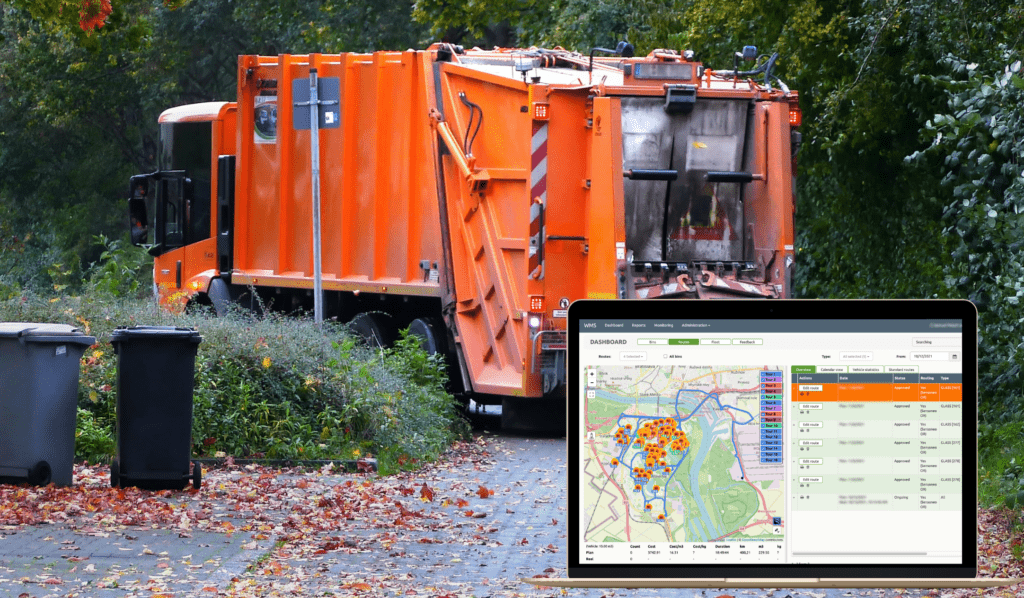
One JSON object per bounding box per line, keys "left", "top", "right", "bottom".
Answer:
{"left": 522, "top": 577, "right": 1023, "bottom": 589}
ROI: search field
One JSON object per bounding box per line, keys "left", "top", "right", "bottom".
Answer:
{"left": 912, "top": 337, "right": 961, "bottom": 347}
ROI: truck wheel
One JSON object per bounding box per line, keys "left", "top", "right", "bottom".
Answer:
{"left": 408, "top": 317, "right": 448, "bottom": 356}
{"left": 208, "top": 278, "right": 233, "bottom": 318}
{"left": 409, "top": 317, "right": 468, "bottom": 404}
{"left": 349, "top": 312, "right": 397, "bottom": 349}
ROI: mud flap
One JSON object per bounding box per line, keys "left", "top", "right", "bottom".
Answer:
{"left": 501, "top": 393, "right": 567, "bottom": 436}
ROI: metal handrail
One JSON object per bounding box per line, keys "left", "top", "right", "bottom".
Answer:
{"left": 530, "top": 329, "right": 567, "bottom": 374}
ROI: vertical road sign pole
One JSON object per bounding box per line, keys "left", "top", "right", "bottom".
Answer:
{"left": 309, "top": 68, "right": 323, "bottom": 325}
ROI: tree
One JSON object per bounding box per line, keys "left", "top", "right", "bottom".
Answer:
{"left": 0, "top": 0, "right": 427, "bottom": 294}
{"left": 915, "top": 52, "right": 1024, "bottom": 420}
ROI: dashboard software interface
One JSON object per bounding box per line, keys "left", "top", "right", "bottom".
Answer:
{"left": 578, "top": 318, "right": 964, "bottom": 566}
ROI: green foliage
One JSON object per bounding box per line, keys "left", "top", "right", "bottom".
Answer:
{"left": 75, "top": 408, "right": 116, "bottom": 465}
{"left": 914, "top": 52, "right": 1024, "bottom": 422}
{"left": 0, "top": 293, "right": 466, "bottom": 468}
{"left": 85, "top": 234, "right": 153, "bottom": 298}
{"left": 347, "top": 329, "right": 469, "bottom": 472}
{"left": 0, "top": 0, "right": 427, "bottom": 296}
{"left": 412, "top": 0, "right": 647, "bottom": 50}
{"left": 979, "top": 419, "right": 1024, "bottom": 507}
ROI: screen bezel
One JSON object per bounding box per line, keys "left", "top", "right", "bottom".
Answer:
{"left": 567, "top": 298, "right": 978, "bottom": 580}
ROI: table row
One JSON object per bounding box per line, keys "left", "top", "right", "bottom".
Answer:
{"left": 791, "top": 473, "right": 963, "bottom": 493}
{"left": 791, "top": 492, "right": 961, "bottom": 511}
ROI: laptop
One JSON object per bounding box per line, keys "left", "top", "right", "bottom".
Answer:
{"left": 526, "top": 298, "right": 1021, "bottom": 589}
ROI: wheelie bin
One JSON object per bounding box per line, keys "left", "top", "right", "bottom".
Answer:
{"left": 0, "top": 323, "right": 96, "bottom": 486}
{"left": 109, "top": 326, "right": 202, "bottom": 490}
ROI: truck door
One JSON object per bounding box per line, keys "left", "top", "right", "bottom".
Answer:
{"left": 154, "top": 172, "right": 191, "bottom": 291}
{"left": 132, "top": 120, "right": 215, "bottom": 296}
{"left": 622, "top": 97, "right": 749, "bottom": 263}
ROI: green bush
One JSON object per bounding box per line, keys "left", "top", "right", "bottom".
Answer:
{"left": 913, "top": 51, "right": 1024, "bottom": 425}
{"left": 75, "top": 408, "right": 116, "bottom": 465}
{"left": 0, "top": 292, "right": 466, "bottom": 470}
{"left": 85, "top": 234, "right": 153, "bottom": 299}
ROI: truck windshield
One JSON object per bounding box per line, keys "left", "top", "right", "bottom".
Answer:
{"left": 159, "top": 121, "right": 211, "bottom": 244}
{"left": 622, "top": 98, "right": 750, "bottom": 263}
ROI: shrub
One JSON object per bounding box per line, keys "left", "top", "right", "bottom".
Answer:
{"left": 85, "top": 234, "right": 152, "bottom": 299}
{"left": 913, "top": 51, "right": 1024, "bottom": 424}
{"left": 0, "top": 292, "right": 466, "bottom": 469}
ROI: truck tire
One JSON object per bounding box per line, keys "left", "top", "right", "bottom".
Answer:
{"left": 349, "top": 312, "right": 397, "bottom": 349}
{"left": 207, "top": 278, "right": 233, "bottom": 318}
{"left": 407, "top": 317, "right": 447, "bottom": 356}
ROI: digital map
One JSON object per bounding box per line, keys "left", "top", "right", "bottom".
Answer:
{"left": 583, "top": 365, "right": 784, "bottom": 544}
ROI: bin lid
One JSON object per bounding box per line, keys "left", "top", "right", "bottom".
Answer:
{"left": 109, "top": 325, "right": 202, "bottom": 343}
{"left": 0, "top": 322, "right": 96, "bottom": 345}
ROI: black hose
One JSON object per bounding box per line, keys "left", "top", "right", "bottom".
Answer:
{"left": 717, "top": 52, "right": 780, "bottom": 80}
{"left": 458, "top": 92, "right": 483, "bottom": 156}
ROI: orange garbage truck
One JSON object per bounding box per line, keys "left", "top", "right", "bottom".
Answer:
{"left": 128, "top": 44, "right": 800, "bottom": 430}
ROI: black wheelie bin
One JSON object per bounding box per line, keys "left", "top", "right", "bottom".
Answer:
{"left": 0, "top": 323, "right": 96, "bottom": 486}
{"left": 109, "top": 326, "right": 202, "bottom": 489}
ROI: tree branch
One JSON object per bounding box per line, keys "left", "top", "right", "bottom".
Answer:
{"left": 850, "top": 0, "right": 902, "bottom": 90}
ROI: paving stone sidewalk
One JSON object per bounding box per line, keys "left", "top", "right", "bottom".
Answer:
{"left": 0, "top": 433, "right": 935, "bottom": 598}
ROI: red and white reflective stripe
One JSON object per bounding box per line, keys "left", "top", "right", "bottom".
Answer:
{"left": 529, "top": 121, "right": 548, "bottom": 279}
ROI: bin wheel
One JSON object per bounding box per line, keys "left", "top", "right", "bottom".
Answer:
{"left": 110, "top": 459, "right": 120, "bottom": 488}
{"left": 28, "top": 461, "right": 51, "bottom": 486}
{"left": 192, "top": 461, "right": 202, "bottom": 490}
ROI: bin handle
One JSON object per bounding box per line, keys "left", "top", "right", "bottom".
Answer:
{"left": 18, "top": 336, "right": 97, "bottom": 346}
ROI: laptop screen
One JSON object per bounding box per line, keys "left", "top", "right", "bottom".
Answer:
{"left": 569, "top": 300, "right": 977, "bottom": 578}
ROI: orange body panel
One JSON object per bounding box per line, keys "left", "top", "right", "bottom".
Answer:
{"left": 151, "top": 46, "right": 799, "bottom": 400}
{"left": 231, "top": 53, "right": 442, "bottom": 296}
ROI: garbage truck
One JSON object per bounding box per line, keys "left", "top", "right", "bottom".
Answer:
{"left": 128, "top": 43, "right": 801, "bottom": 430}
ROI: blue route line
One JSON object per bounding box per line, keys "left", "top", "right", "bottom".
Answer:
{"left": 610, "top": 389, "right": 755, "bottom": 518}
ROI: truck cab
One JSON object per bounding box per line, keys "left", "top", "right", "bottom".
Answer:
{"left": 129, "top": 102, "right": 237, "bottom": 307}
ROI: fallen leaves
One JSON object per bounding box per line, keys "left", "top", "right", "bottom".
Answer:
{"left": 0, "top": 436, "right": 573, "bottom": 597}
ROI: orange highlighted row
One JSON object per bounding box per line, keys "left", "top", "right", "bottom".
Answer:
{"left": 791, "top": 383, "right": 962, "bottom": 402}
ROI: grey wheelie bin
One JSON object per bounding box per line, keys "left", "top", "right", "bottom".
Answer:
{"left": 109, "top": 326, "right": 202, "bottom": 490}
{"left": 0, "top": 323, "right": 96, "bottom": 486}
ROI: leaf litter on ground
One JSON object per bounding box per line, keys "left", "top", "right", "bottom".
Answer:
{"left": 5, "top": 433, "right": 1017, "bottom": 597}
{"left": 0, "top": 436, "right": 554, "bottom": 597}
